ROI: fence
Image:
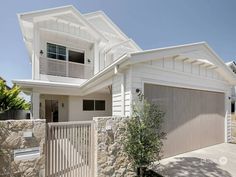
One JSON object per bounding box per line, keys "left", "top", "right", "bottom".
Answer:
{"left": 46, "top": 121, "right": 94, "bottom": 177}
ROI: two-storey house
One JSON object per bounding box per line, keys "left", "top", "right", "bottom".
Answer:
{"left": 14, "top": 5, "right": 236, "bottom": 157}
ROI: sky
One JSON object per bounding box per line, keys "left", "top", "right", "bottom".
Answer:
{"left": 0, "top": 0, "right": 236, "bottom": 86}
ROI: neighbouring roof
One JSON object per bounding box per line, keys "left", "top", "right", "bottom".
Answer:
{"left": 226, "top": 61, "right": 236, "bottom": 74}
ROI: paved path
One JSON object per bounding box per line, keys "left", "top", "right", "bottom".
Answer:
{"left": 153, "top": 143, "right": 236, "bottom": 177}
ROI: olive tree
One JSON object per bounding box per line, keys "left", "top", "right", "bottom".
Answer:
{"left": 124, "top": 97, "right": 166, "bottom": 177}
{"left": 0, "top": 79, "right": 30, "bottom": 113}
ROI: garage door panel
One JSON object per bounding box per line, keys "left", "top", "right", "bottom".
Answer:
{"left": 144, "top": 84, "right": 225, "bottom": 158}
{"left": 173, "top": 87, "right": 191, "bottom": 156}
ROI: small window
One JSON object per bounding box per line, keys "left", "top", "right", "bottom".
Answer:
{"left": 83, "top": 100, "right": 94, "bottom": 111}
{"left": 69, "top": 50, "right": 85, "bottom": 64}
{"left": 95, "top": 100, "right": 105, "bottom": 111}
{"left": 47, "top": 43, "right": 66, "bottom": 60}
{"left": 83, "top": 100, "right": 106, "bottom": 111}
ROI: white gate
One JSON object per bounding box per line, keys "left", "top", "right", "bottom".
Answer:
{"left": 46, "top": 121, "right": 94, "bottom": 177}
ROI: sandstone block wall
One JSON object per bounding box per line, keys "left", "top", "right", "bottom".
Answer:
{"left": 94, "top": 117, "right": 136, "bottom": 177}
{"left": 0, "top": 119, "right": 46, "bottom": 177}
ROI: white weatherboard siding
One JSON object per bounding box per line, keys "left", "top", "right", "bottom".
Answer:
{"left": 68, "top": 92, "right": 112, "bottom": 121}
{"left": 130, "top": 56, "right": 232, "bottom": 142}
{"left": 124, "top": 69, "right": 132, "bottom": 116}
{"left": 112, "top": 69, "right": 132, "bottom": 116}
{"left": 112, "top": 74, "right": 122, "bottom": 116}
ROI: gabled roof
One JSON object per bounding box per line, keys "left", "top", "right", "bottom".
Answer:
{"left": 84, "top": 10, "right": 142, "bottom": 51}
{"left": 18, "top": 5, "right": 108, "bottom": 42}
{"left": 129, "top": 42, "right": 236, "bottom": 84}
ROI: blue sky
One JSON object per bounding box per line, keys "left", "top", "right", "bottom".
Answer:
{"left": 0, "top": 0, "right": 236, "bottom": 86}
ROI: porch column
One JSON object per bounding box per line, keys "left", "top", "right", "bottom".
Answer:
{"left": 32, "top": 22, "right": 40, "bottom": 80}
{"left": 32, "top": 92, "right": 40, "bottom": 119}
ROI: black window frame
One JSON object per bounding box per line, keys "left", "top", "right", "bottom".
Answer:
{"left": 68, "top": 50, "right": 85, "bottom": 64}
{"left": 83, "top": 100, "right": 95, "bottom": 111}
{"left": 47, "top": 43, "right": 66, "bottom": 61}
{"left": 95, "top": 100, "right": 106, "bottom": 111}
{"left": 83, "top": 99, "right": 106, "bottom": 111}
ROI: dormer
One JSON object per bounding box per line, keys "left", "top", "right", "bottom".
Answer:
{"left": 18, "top": 5, "right": 141, "bottom": 84}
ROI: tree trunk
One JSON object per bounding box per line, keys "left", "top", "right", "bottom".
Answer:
{"left": 137, "top": 167, "right": 147, "bottom": 177}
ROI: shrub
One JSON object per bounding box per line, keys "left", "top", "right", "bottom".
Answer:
{"left": 0, "top": 79, "right": 30, "bottom": 113}
{"left": 124, "top": 99, "right": 166, "bottom": 177}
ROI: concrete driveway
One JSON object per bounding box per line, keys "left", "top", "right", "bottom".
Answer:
{"left": 153, "top": 143, "right": 236, "bottom": 177}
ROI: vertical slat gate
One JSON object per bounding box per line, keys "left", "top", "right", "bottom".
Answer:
{"left": 46, "top": 121, "right": 94, "bottom": 177}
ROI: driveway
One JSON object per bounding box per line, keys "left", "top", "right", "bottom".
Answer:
{"left": 153, "top": 143, "right": 236, "bottom": 177}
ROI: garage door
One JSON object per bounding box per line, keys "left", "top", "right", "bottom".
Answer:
{"left": 144, "top": 84, "right": 225, "bottom": 158}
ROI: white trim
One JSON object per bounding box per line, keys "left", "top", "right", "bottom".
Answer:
{"left": 140, "top": 64, "right": 228, "bottom": 86}
{"left": 141, "top": 78, "right": 227, "bottom": 94}
{"left": 40, "top": 74, "right": 86, "bottom": 85}
{"left": 18, "top": 5, "right": 108, "bottom": 42}
{"left": 84, "top": 11, "right": 142, "bottom": 51}
{"left": 40, "top": 28, "right": 95, "bottom": 44}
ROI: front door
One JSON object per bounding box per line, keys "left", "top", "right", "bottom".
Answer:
{"left": 45, "top": 100, "right": 58, "bottom": 122}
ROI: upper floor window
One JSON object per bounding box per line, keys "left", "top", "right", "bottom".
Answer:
{"left": 47, "top": 43, "right": 66, "bottom": 60}
{"left": 47, "top": 43, "right": 85, "bottom": 64}
{"left": 69, "top": 50, "right": 85, "bottom": 64}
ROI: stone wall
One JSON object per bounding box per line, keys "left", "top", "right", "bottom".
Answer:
{"left": 94, "top": 117, "right": 136, "bottom": 177}
{"left": 0, "top": 119, "right": 46, "bottom": 177}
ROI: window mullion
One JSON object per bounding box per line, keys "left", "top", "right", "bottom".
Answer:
{"left": 56, "top": 45, "right": 59, "bottom": 59}
{"left": 66, "top": 49, "right": 69, "bottom": 76}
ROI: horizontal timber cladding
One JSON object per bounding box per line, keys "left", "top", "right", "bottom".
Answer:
{"left": 144, "top": 83, "right": 225, "bottom": 158}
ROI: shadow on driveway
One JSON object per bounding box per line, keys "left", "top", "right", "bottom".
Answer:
{"left": 154, "top": 157, "right": 233, "bottom": 177}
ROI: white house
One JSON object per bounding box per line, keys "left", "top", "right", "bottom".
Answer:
{"left": 14, "top": 5, "right": 236, "bottom": 157}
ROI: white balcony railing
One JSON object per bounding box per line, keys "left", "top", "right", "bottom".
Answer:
{"left": 40, "top": 57, "right": 93, "bottom": 79}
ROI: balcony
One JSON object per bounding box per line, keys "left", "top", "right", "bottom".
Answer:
{"left": 40, "top": 57, "right": 93, "bottom": 79}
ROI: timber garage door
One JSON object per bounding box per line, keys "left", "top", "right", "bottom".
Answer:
{"left": 144, "top": 84, "right": 225, "bottom": 158}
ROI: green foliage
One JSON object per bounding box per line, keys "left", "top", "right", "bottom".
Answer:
{"left": 124, "top": 99, "right": 166, "bottom": 169}
{"left": 0, "top": 79, "right": 30, "bottom": 113}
